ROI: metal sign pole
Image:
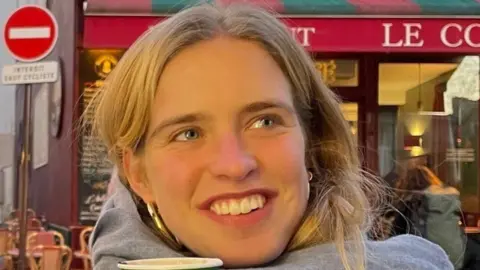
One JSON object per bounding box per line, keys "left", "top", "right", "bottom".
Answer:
{"left": 2, "top": 6, "right": 59, "bottom": 267}
{"left": 17, "top": 83, "right": 32, "bottom": 270}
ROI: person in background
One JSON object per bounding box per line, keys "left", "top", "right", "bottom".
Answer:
{"left": 87, "top": 3, "right": 452, "bottom": 270}
{"left": 393, "top": 165, "right": 465, "bottom": 269}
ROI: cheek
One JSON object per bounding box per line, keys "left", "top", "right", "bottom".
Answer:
{"left": 143, "top": 151, "right": 200, "bottom": 209}
{"left": 255, "top": 132, "right": 307, "bottom": 197}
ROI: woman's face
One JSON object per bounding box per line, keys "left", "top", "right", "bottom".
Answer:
{"left": 126, "top": 37, "right": 309, "bottom": 267}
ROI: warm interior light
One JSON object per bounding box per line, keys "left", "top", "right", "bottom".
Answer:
{"left": 404, "top": 135, "right": 423, "bottom": 150}
{"left": 410, "top": 146, "right": 425, "bottom": 157}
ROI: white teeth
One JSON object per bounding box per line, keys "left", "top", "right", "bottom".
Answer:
{"left": 209, "top": 194, "right": 266, "bottom": 216}
{"left": 257, "top": 195, "right": 266, "bottom": 207}
{"left": 240, "top": 198, "right": 250, "bottom": 214}
{"left": 213, "top": 203, "right": 221, "bottom": 214}
{"left": 249, "top": 196, "right": 259, "bottom": 209}
{"left": 229, "top": 201, "right": 241, "bottom": 215}
{"left": 220, "top": 202, "right": 229, "bottom": 215}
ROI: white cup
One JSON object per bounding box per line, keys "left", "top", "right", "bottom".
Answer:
{"left": 117, "top": 257, "right": 223, "bottom": 270}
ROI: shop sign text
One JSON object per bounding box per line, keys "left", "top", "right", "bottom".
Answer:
{"left": 383, "top": 22, "right": 480, "bottom": 48}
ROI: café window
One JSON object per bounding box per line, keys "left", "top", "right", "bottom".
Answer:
{"left": 315, "top": 59, "right": 359, "bottom": 87}
{"left": 340, "top": 102, "right": 358, "bottom": 139}
{"left": 377, "top": 56, "right": 480, "bottom": 214}
{"left": 78, "top": 49, "right": 126, "bottom": 225}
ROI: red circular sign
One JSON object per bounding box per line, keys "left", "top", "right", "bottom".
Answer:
{"left": 3, "top": 5, "right": 58, "bottom": 62}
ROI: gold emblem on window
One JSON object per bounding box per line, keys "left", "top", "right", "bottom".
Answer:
{"left": 95, "top": 54, "right": 118, "bottom": 79}
{"left": 315, "top": 60, "right": 337, "bottom": 85}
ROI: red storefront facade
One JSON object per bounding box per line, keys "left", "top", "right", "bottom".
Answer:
{"left": 26, "top": 1, "right": 480, "bottom": 232}
{"left": 84, "top": 15, "right": 480, "bottom": 53}
{"left": 79, "top": 13, "right": 480, "bottom": 225}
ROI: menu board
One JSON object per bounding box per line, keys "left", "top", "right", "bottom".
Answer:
{"left": 78, "top": 49, "right": 125, "bottom": 225}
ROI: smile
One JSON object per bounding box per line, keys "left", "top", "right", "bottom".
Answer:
{"left": 199, "top": 189, "right": 277, "bottom": 227}
{"left": 209, "top": 194, "right": 266, "bottom": 216}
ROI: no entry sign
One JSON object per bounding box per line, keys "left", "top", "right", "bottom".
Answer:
{"left": 3, "top": 5, "right": 58, "bottom": 62}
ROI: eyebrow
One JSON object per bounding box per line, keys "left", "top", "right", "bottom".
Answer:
{"left": 148, "top": 113, "right": 207, "bottom": 140}
{"left": 147, "top": 100, "right": 295, "bottom": 140}
{"left": 240, "top": 100, "right": 295, "bottom": 116}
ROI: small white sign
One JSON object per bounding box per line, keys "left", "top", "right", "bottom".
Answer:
{"left": 2, "top": 61, "right": 58, "bottom": 85}
{"left": 446, "top": 148, "right": 475, "bottom": 162}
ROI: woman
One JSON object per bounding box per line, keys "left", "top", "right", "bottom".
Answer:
{"left": 392, "top": 165, "right": 465, "bottom": 269}
{"left": 88, "top": 3, "right": 452, "bottom": 270}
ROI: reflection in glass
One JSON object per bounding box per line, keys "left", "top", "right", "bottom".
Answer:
{"left": 378, "top": 56, "right": 479, "bottom": 213}
{"left": 316, "top": 59, "right": 358, "bottom": 87}
{"left": 340, "top": 103, "right": 358, "bottom": 138}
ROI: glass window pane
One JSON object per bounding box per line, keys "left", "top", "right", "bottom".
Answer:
{"left": 378, "top": 56, "right": 479, "bottom": 214}
{"left": 78, "top": 49, "right": 126, "bottom": 225}
{"left": 340, "top": 102, "right": 358, "bottom": 139}
{"left": 316, "top": 59, "right": 358, "bottom": 87}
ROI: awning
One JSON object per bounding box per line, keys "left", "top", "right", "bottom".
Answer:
{"left": 85, "top": 0, "right": 480, "bottom": 15}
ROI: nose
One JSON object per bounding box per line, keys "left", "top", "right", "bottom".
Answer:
{"left": 208, "top": 134, "right": 257, "bottom": 181}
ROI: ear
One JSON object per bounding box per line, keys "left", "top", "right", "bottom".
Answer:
{"left": 123, "top": 148, "right": 155, "bottom": 203}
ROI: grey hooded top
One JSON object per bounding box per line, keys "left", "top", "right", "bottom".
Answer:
{"left": 90, "top": 181, "right": 454, "bottom": 270}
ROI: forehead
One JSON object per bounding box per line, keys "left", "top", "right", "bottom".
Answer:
{"left": 153, "top": 37, "right": 293, "bottom": 116}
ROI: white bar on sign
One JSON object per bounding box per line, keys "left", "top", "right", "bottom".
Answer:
{"left": 9, "top": 27, "right": 51, "bottom": 39}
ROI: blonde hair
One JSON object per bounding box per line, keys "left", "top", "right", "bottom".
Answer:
{"left": 87, "top": 3, "right": 383, "bottom": 270}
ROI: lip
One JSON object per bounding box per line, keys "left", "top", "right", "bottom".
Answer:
{"left": 197, "top": 188, "right": 278, "bottom": 210}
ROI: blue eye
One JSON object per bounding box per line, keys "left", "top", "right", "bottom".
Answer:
{"left": 251, "top": 115, "right": 281, "bottom": 129}
{"left": 173, "top": 129, "right": 200, "bottom": 141}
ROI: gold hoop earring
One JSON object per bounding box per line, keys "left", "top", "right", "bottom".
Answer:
{"left": 146, "top": 203, "right": 183, "bottom": 250}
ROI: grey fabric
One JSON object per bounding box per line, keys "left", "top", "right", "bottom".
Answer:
{"left": 423, "top": 186, "right": 466, "bottom": 269}
{"left": 90, "top": 182, "right": 454, "bottom": 270}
